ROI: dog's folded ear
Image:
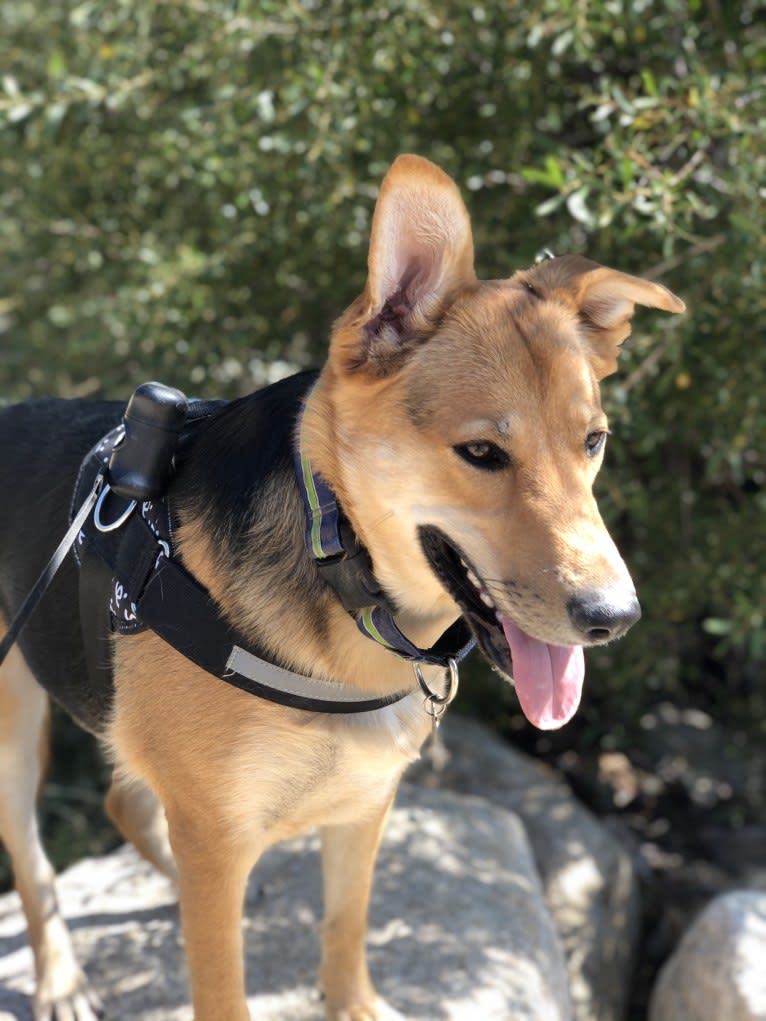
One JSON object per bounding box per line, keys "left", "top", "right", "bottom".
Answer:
{"left": 336, "top": 154, "right": 476, "bottom": 374}
{"left": 528, "top": 255, "right": 686, "bottom": 379}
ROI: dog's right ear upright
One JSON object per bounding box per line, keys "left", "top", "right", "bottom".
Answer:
{"left": 334, "top": 155, "right": 476, "bottom": 375}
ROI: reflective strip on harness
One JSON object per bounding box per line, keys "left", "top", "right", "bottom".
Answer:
{"left": 82, "top": 510, "right": 414, "bottom": 715}
{"left": 226, "top": 645, "right": 410, "bottom": 711}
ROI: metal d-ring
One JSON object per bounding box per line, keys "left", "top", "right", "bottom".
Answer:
{"left": 93, "top": 483, "right": 137, "bottom": 533}
{"left": 414, "top": 657, "right": 460, "bottom": 708}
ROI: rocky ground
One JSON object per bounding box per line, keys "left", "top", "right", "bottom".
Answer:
{"left": 0, "top": 706, "right": 763, "bottom": 1020}
{"left": 510, "top": 700, "right": 766, "bottom": 1019}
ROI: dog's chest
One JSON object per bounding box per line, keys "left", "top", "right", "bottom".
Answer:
{"left": 252, "top": 708, "right": 428, "bottom": 839}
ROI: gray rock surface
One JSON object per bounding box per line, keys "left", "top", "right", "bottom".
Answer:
{"left": 649, "top": 889, "right": 766, "bottom": 1021}
{"left": 0, "top": 783, "right": 572, "bottom": 1021}
{"left": 407, "top": 716, "right": 641, "bottom": 1021}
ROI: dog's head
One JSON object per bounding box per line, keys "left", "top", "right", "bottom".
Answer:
{"left": 317, "top": 155, "right": 684, "bottom": 729}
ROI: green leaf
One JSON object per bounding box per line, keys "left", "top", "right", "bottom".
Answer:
{"left": 641, "top": 68, "right": 658, "bottom": 96}
{"left": 702, "top": 618, "right": 734, "bottom": 637}
{"left": 566, "top": 186, "right": 594, "bottom": 227}
{"left": 47, "top": 51, "right": 66, "bottom": 78}
{"left": 534, "top": 193, "right": 566, "bottom": 217}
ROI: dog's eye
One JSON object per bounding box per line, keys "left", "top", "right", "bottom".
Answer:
{"left": 454, "top": 441, "right": 510, "bottom": 471}
{"left": 585, "top": 431, "right": 608, "bottom": 458}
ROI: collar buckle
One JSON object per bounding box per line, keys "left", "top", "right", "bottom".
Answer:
{"left": 315, "top": 518, "right": 397, "bottom": 615}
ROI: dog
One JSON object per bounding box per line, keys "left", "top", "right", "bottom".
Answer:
{"left": 0, "top": 154, "right": 684, "bottom": 1021}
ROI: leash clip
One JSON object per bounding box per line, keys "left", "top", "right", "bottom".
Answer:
{"left": 93, "top": 483, "right": 137, "bottom": 533}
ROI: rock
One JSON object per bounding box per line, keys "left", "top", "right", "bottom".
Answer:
{"left": 638, "top": 702, "right": 764, "bottom": 813}
{"left": 648, "top": 889, "right": 766, "bottom": 1021}
{"left": 407, "top": 715, "right": 641, "bottom": 1021}
{"left": 698, "top": 825, "right": 766, "bottom": 887}
{"left": 0, "top": 783, "right": 572, "bottom": 1021}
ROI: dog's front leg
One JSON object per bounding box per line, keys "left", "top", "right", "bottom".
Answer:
{"left": 319, "top": 793, "right": 404, "bottom": 1021}
{"left": 167, "top": 809, "right": 254, "bottom": 1021}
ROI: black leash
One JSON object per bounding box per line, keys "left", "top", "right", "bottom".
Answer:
{"left": 0, "top": 472, "right": 104, "bottom": 668}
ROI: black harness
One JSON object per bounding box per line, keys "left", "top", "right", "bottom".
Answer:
{"left": 66, "top": 381, "right": 473, "bottom": 717}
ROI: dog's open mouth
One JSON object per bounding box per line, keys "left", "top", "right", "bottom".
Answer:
{"left": 418, "top": 525, "right": 584, "bottom": 730}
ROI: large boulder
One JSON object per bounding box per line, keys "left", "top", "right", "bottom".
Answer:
{"left": 407, "top": 715, "right": 641, "bottom": 1021}
{"left": 0, "top": 783, "right": 572, "bottom": 1021}
{"left": 649, "top": 889, "right": 766, "bottom": 1021}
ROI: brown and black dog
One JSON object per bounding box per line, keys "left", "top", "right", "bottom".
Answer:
{"left": 0, "top": 155, "right": 684, "bottom": 1020}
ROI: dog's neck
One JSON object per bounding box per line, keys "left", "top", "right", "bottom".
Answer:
{"left": 294, "top": 381, "right": 474, "bottom": 671}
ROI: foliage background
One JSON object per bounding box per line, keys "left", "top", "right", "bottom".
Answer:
{"left": 1, "top": 0, "right": 764, "bottom": 887}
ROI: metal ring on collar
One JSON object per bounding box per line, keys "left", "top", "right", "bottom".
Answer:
{"left": 414, "top": 657, "right": 459, "bottom": 707}
{"left": 93, "top": 483, "right": 137, "bottom": 533}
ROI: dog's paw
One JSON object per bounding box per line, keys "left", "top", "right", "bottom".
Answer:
{"left": 327, "top": 998, "right": 406, "bottom": 1021}
{"left": 34, "top": 978, "right": 104, "bottom": 1021}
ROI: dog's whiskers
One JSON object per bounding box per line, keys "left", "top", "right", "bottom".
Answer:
{"left": 482, "top": 577, "right": 519, "bottom": 591}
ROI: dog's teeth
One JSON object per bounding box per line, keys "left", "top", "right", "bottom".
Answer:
{"left": 495, "top": 611, "right": 503, "bottom": 622}
{"left": 466, "top": 568, "right": 480, "bottom": 588}
{"left": 480, "top": 591, "right": 495, "bottom": 608}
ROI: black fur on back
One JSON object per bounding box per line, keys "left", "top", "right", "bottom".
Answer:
{"left": 0, "top": 398, "right": 124, "bottom": 732}
{"left": 170, "top": 371, "right": 331, "bottom": 657}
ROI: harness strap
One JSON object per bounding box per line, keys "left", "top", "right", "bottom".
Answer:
{"left": 85, "top": 512, "right": 413, "bottom": 714}
{"left": 79, "top": 517, "right": 116, "bottom": 693}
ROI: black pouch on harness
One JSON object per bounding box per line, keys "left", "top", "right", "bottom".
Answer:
{"left": 73, "top": 382, "right": 190, "bottom": 711}
{"left": 107, "top": 382, "right": 188, "bottom": 501}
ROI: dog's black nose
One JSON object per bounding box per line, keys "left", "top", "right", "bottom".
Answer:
{"left": 567, "top": 591, "right": 641, "bottom": 643}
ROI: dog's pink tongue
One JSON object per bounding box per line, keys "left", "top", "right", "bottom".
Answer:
{"left": 501, "top": 618, "right": 584, "bottom": 730}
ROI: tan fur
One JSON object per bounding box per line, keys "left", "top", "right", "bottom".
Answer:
{"left": 0, "top": 155, "right": 684, "bottom": 1021}
{"left": 0, "top": 617, "right": 100, "bottom": 1020}
{"left": 104, "top": 773, "right": 177, "bottom": 881}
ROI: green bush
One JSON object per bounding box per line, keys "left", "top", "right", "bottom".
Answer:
{"left": 1, "top": 0, "right": 764, "bottom": 744}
